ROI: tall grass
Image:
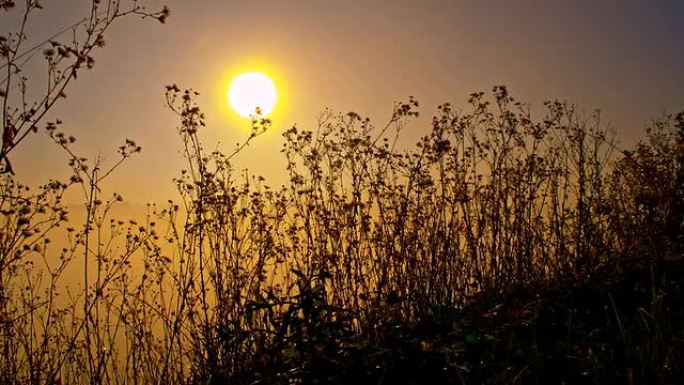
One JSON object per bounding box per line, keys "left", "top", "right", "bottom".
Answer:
{"left": 0, "top": 86, "right": 682, "bottom": 384}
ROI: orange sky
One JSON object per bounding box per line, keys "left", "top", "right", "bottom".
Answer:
{"left": 3, "top": 0, "right": 683, "bottom": 203}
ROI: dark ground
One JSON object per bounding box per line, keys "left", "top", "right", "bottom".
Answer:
{"left": 280, "top": 259, "right": 684, "bottom": 385}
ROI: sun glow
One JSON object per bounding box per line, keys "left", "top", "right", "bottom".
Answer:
{"left": 228, "top": 72, "right": 277, "bottom": 118}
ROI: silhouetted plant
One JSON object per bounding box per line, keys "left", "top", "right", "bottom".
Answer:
{"left": 0, "top": 0, "right": 168, "bottom": 173}
{"left": 144, "top": 86, "right": 681, "bottom": 384}
{"left": 2, "top": 76, "right": 683, "bottom": 384}
{"left": 606, "top": 112, "right": 684, "bottom": 263}
{"left": 0, "top": 2, "right": 167, "bottom": 384}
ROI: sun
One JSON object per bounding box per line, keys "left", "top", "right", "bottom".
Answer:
{"left": 228, "top": 72, "right": 277, "bottom": 118}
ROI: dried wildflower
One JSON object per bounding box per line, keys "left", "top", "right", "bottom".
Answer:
{"left": 95, "top": 34, "right": 105, "bottom": 47}
{"left": 158, "top": 6, "right": 170, "bottom": 24}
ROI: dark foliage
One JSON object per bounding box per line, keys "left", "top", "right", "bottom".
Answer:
{"left": 0, "top": 79, "right": 682, "bottom": 383}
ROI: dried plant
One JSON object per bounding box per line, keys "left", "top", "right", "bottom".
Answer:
{"left": 0, "top": 6, "right": 682, "bottom": 381}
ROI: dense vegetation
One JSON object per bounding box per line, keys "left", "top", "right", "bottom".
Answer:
{"left": 2, "top": 84, "right": 683, "bottom": 384}
{"left": 1, "top": 2, "right": 683, "bottom": 385}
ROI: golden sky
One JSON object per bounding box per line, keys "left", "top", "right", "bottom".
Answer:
{"left": 4, "top": 0, "right": 683, "bottom": 202}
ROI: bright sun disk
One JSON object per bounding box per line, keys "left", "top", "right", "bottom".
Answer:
{"left": 228, "top": 72, "right": 277, "bottom": 118}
